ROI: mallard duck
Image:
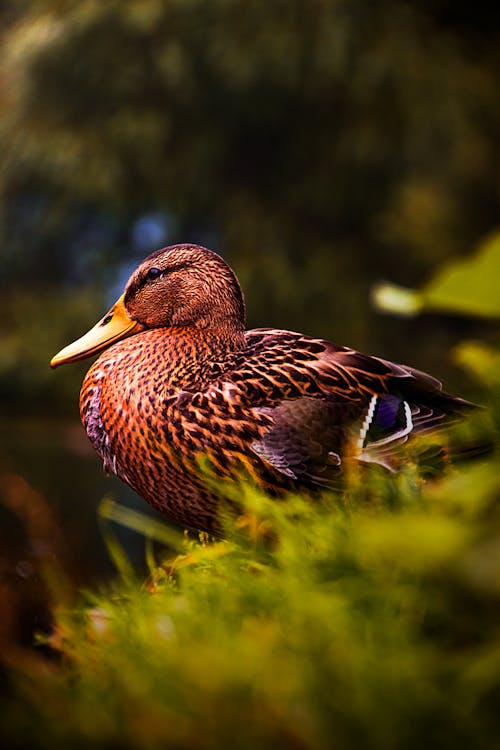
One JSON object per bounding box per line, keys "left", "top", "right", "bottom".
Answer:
{"left": 51, "top": 244, "right": 472, "bottom": 533}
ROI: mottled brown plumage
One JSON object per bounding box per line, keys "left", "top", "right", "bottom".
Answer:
{"left": 51, "top": 244, "right": 472, "bottom": 534}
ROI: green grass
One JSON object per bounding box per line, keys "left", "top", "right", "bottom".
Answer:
{"left": 3, "top": 403, "right": 500, "bottom": 750}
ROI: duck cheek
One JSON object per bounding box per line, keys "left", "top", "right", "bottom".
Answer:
{"left": 127, "top": 294, "right": 174, "bottom": 329}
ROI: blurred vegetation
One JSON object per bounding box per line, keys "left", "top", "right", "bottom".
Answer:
{"left": 374, "top": 231, "right": 500, "bottom": 318}
{"left": 2, "top": 397, "right": 500, "bottom": 750}
{"left": 1, "top": 0, "right": 499, "bottom": 414}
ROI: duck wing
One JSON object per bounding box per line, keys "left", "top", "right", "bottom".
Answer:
{"left": 215, "top": 329, "right": 474, "bottom": 483}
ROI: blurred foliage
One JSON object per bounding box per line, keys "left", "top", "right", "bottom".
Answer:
{"left": 455, "top": 340, "right": 500, "bottom": 391}
{"left": 0, "top": 0, "right": 499, "bottom": 403}
{"left": 2, "top": 405, "right": 500, "bottom": 749}
{"left": 374, "top": 230, "right": 500, "bottom": 318}
{"left": 2, "top": 0, "right": 498, "bottom": 267}
{"left": 0, "top": 286, "right": 101, "bottom": 414}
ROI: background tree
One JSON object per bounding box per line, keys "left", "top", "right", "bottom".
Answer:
{"left": 0, "top": 0, "right": 499, "bottom": 408}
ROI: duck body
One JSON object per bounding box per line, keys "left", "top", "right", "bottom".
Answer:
{"left": 52, "top": 245, "right": 472, "bottom": 534}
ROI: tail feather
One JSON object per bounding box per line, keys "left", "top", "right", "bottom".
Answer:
{"left": 357, "top": 384, "right": 480, "bottom": 472}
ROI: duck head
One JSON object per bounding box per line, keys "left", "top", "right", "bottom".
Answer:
{"left": 50, "top": 244, "right": 246, "bottom": 368}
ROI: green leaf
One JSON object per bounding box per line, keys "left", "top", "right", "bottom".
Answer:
{"left": 373, "top": 231, "right": 500, "bottom": 318}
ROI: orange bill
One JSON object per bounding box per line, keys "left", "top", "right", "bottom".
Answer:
{"left": 50, "top": 293, "right": 143, "bottom": 368}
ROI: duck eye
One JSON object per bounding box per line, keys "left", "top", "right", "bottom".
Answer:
{"left": 146, "top": 267, "right": 161, "bottom": 281}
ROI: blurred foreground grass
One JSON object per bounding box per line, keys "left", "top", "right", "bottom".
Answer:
{"left": 2, "top": 401, "right": 500, "bottom": 750}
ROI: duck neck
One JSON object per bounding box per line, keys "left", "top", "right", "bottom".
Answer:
{"left": 166, "top": 323, "right": 246, "bottom": 356}
{"left": 197, "top": 323, "right": 246, "bottom": 353}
